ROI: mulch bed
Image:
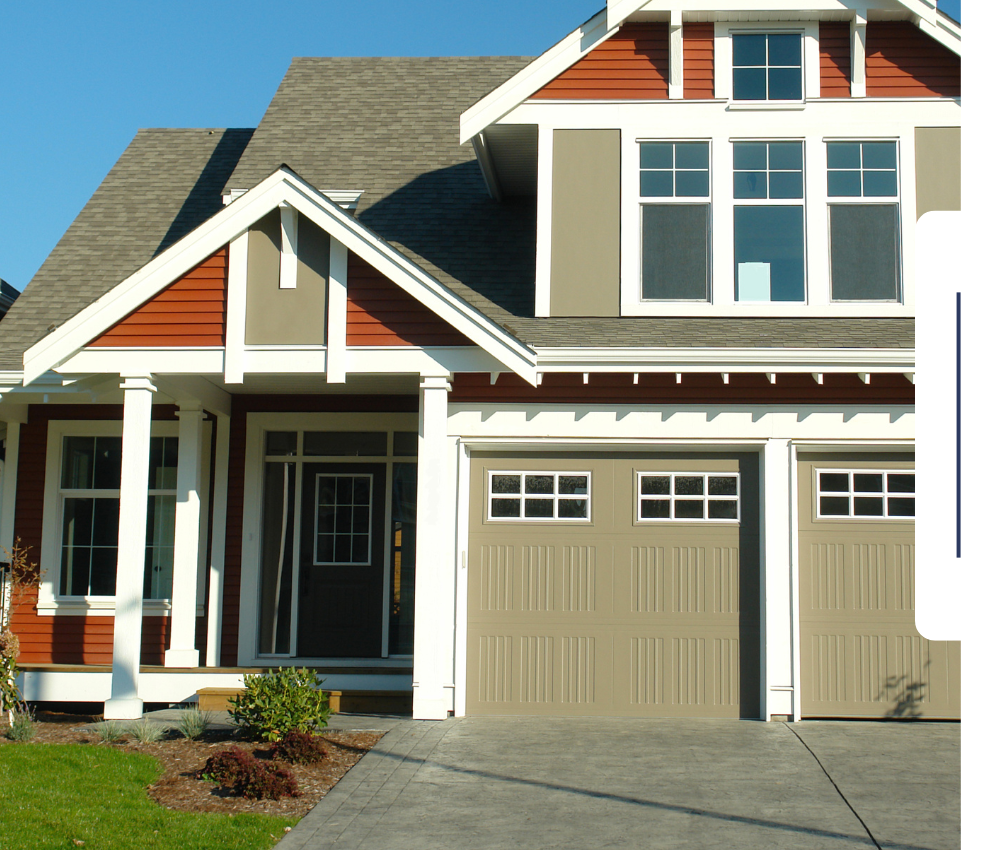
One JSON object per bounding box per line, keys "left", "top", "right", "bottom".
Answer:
{"left": 0, "top": 712, "right": 384, "bottom": 820}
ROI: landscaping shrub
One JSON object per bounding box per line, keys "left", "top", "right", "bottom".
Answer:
{"left": 5, "top": 704, "right": 36, "bottom": 742}
{"left": 176, "top": 707, "right": 209, "bottom": 740}
{"left": 131, "top": 717, "right": 166, "bottom": 743}
{"left": 229, "top": 667, "right": 330, "bottom": 743}
{"left": 271, "top": 731, "right": 326, "bottom": 765}
{"left": 201, "top": 746, "right": 300, "bottom": 801}
{"left": 96, "top": 720, "right": 128, "bottom": 744}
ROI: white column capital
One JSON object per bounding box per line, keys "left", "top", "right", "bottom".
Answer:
{"left": 119, "top": 375, "right": 156, "bottom": 393}
{"left": 174, "top": 403, "right": 206, "bottom": 417}
{"left": 419, "top": 375, "right": 452, "bottom": 393}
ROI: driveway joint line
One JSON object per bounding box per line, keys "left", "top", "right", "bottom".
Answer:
{"left": 784, "top": 722, "right": 883, "bottom": 850}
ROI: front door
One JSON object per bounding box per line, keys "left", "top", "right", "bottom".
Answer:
{"left": 297, "top": 463, "right": 386, "bottom": 657}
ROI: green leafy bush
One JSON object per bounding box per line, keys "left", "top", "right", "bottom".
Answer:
{"left": 229, "top": 667, "right": 330, "bottom": 742}
{"left": 271, "top": 731, "right": 326, "bottom": 765}
{"left": 200, "top": 746, "right": 300, "bottom": 801}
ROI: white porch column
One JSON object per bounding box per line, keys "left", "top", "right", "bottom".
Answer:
{"left": 105, "top": 376, "right": 155, "bottom": 720}
{"left": 762, "top": 438, "right": 796, "bottom": 721}
{"left": 0, "top": 417, "right": 24, "bottom": 558}
{"left": 205, "top": 413, "right": 230, "bottom": 667}
{"left": 411, "top": 375, "right": 456, "bottom": 720}
{"left": 164, "top": 404, "right": 205, "bottom": 668}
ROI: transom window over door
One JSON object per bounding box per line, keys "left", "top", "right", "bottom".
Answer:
{"left": 732, "top": 33, "right": 803, "bottom": 101}
{"left": 827, "top": 141, "right": 901, "bottom": 302}
{"left": 733, "top": 141, "right": 805, "bottom": 302}
{"left": 639, "top": 141, "right": 712, "bottom": 301}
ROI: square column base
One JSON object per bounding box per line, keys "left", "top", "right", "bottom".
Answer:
{"left": 104, "top": 697, "right": 144, "bottom": 720}
{"left": 164, "top": 649, "right": 201, "bottom": 668}
{"left": 412, "top": 690, "right": 450, "bottom": 721}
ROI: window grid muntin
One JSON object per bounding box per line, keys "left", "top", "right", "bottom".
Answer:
{"left": 815, "top": 469, "right": 915, "bottom": 519}
{"left": 732, "top": 32, "right": 803, "bottom": 101}
{"left": 637, "top": 473, "right": 741, "bottom": 523}
{"left": 58, "top": 435, "right": 178, "bottom": 600}
{"left": 488, "top": 472, "right": 591, "bottom": 522}
{"left": 638, "top": 139, "right": 713, "bottom": 303}
{"left": 314, "top": 473, "right": 374, "bottom": 565}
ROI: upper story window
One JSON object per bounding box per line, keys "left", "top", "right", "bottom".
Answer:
{"left": 827, "top": 141, "right": 901, "bottom": 302}
{"left": 732, "top": 33, "right": 803, "bottom": 101}
{"left": 639, "top": 141, "right": 711, "bottom": 301}
{"left": 733, "top": 141, "right": 805, "bottom": 302}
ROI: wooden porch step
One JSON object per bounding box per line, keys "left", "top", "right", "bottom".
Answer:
{"left": 196, "top": 687, "right": 413, "bottom": 715}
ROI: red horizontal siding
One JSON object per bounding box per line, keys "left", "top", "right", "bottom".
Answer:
{"left": 347, "top": 252, "right": 471, "bottom": 346}
{"left": 530, "top": 24, "right": 670, "bottom": 100}
{"left": 865, "top": 22, "right": 960, "bottom": 97}
{"left": 683, "top": 22, "right": 715, "bottom": 99}
{"left": 449, "top": 372, "right": 915, "bottom": 405}
{"left": 819, "top": 22, "right": 852, "bottom": 97}
{"left": 90, "top": 248, "right": 227, "bottom": 347}
{"left": 9, "top": 404, "right": 181, "bottom": 667}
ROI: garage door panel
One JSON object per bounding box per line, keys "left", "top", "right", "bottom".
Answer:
{"left": 798, "top": 454, "right": 959, "bottom": 719}
{"left": 468, "top": 453, "right": 760, "bottom": 718}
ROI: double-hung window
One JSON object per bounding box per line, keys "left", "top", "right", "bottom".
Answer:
{"left": 639, "top": 141, "right": 712, "bottom": 301}
{"left": 826, "top": 141, "right": 901, "bottom": 301}
{"left": 58, "top": 435, "right": 178, "bottom": 600}
{"left": 733, "top": 141, "right": 805, "bottom": 302}
{"left": 732, "top": 33, "right": 803, "bottom": 101}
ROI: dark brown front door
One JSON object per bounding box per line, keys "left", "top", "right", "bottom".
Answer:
{"left": 298, "top": 463, "right": 385, "bottom": 657}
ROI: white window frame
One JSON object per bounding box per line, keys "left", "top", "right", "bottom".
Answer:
{"left": 825, "top": 138, "right": 903, "bottom": 303}
{"left": 715, "top": 22, "right": 820, "bottom": 103}
{"left": 637, "top": 139, "right": 714, "bottom": 303}
{"left": 487, "top": 471, "right": 592, "bottom": 522}
{"left": 814, "top": 467, "right": 916, "bottom": 520}
{"left": 313, "top": 472, "right": 374, "bottom": 566}
{"left": 636, "top": 472, "right": 741, "bottom": 523}
{"left": 37, "top": 419, "right": 180, "bottom": 615}
{"left": 732, "top": 139, "right": 808, "bottom": 304}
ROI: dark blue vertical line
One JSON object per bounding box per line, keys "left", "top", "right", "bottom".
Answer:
{"left": 956, "top": 292, "right": 961, "bottom": 559}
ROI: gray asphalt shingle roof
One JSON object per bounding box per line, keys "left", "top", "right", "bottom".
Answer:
{"left": 0, "top": 56, "right": 914, "bottom": 371}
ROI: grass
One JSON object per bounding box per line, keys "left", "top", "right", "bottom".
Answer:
{"left": 0, "top": 744, "right": 297, "bottom": 849}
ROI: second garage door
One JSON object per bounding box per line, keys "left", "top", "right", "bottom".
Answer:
{"left": 466, "top": 453, "right": 760, "bottom": 718}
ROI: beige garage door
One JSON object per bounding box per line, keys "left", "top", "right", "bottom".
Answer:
{"left": 798, "top": 453, "right": 960, "bottom": 719}
{"left": 467, "top": 453, "right": 760, "bottom": 718}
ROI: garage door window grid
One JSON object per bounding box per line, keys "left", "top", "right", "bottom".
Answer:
{"left": 637, "top": 472, "right": 740, "bottom": 521}
{"left": 816, "top": 469, "right": 915, "bottom": 519}
{"left": 488, "top": 472, "right": 591, "bottom": 521}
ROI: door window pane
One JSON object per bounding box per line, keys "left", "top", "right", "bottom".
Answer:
{"left": 315, "top": 474, "right": 373, "bottom": 565}
{"left": 390, "top": 463, "right": 417, "bottom": 655}
{"left": 258, "top": 462, "right": 296, "bottom": 654}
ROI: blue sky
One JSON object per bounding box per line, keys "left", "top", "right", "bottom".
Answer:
{"left": 1, "top": 1, "right": 960, "bottom": 293}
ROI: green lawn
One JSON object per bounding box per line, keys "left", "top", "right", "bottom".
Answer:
{"left": 0, "top": 744, "right": 297, "bottom": 850}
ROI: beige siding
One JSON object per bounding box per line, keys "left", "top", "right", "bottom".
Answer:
{"left": 549, "top": 130, "right": 621, "bottom": 318}
{"left": 467, "top": 454, "right": 760, "bottom": 718}
{"left": 915, "top": 127, "right": 961, "bottom": 220}
{"left": 245, "top": 211, "right": 328, "bottom": 345}
{"left": 798, "top": 453, "right": 960, "bottom": 719}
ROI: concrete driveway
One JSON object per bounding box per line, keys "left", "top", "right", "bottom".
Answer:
{"left": 279, "top": 717, "right": 959, "bottom": 850}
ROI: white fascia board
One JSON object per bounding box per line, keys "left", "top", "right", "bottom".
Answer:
{"left": 534, "top": 347, "right": 915, "bottom": 373}
{"left": 459, "top": 9, "right": 620, "bottom": 144}
{"left": 917, "top": 9, "right": 961, "bottom": 56}
{"left": 23, "top": 167, "right": 537, "bottom": 387}
{"left": 608, "top": 0, "right": 653, "bottom": 29}
{"left": 58, "top": 348, "right": 226, "bottom": 375}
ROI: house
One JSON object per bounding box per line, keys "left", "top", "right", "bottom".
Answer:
{"left": 0, "top": 280, "right": 17, "bottom": 321}
{"left": 0, "top": 0, "right": 959, "bottom": 722}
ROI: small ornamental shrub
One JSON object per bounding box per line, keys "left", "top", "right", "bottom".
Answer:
{"left": 131, "top": 717, "right": 166, "bottom": 743}
{"left": 271, "top": 731, "right": 326, "bottom": 765}
{"left": 96, "top": 720, "right": 128, "bottom": 744}
{"left": 176, "top": 707, "right": 209, "bottom": 740}
{"left": 229, "top": 667, "right": 330, "bottom": 742}
{"left": 5, "top": 704, "right": 36, "bottom": 742}
{"left": 201, "top": 746, "right": 300, "bottom": 800}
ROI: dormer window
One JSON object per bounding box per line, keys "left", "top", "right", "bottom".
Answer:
{"left": 732, "top": 33, "right": 803, "bottom": 101}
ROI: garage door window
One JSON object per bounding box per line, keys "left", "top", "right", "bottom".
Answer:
{"left": 637, "top": 473, "right": 740, "bottom": 521}
{"left": 816, "top": 469, "right": 915, "bottom": 518}
{"left": 488, "top": 472, "right": 590, "bottom": 521}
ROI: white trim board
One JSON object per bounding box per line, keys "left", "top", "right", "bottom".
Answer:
{"left": 22, "top": 167, "right": 537, "bottom": 386}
